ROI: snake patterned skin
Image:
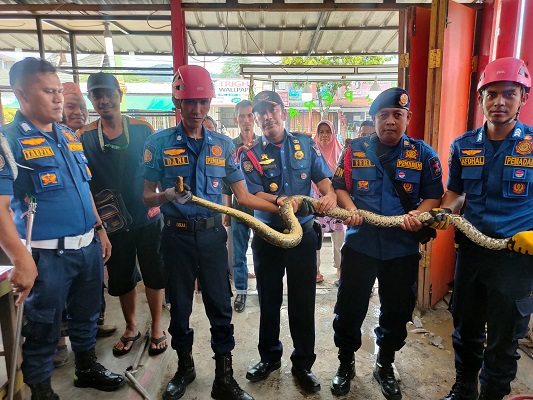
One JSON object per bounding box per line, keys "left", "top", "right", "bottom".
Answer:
{"left": 175, "top": 177, "right": 510, "bottom": 250}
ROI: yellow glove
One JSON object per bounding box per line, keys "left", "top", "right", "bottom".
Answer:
{"left": 507, "top": 231, "right": 533, "bottom": 255}
{"left": 423, "top": 208, "right": 452, "bottom": 230}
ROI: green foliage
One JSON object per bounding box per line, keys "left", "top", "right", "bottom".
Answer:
{"left": 280, "top": 55, "right": 392, "bottom": 117}
{"left": 3, "top": 108, "right": 16, "bottom": 125}
{"left": 219, "top": 57, "right": 251, "bottom": 78}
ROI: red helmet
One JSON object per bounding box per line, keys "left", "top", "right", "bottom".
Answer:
{"left": 172, "top": 65, "right": 215, "bottom": 100}
{"left": 477, "top": 57, "right": 531, "bottom": 93}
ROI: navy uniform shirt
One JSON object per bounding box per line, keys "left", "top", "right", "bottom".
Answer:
{"left": 79, "top": 116, "right": 161, "bottom": 228}
{"left": 143, "top": 122, "right": 244, "bottom": 220}
{"left": 333, "top": 133, "right": 444, "bottom": 260}
{"left": 222, "top": 133, "right": 258, "bottom": 216}
{"left": 447, "top": 121, "right": 533, "bottom": 238}
{"left": 0, "top": 111, "right": 96, "bottom": 240}
{"left": 240, "top": 130, "right": 332, "bottom": 227}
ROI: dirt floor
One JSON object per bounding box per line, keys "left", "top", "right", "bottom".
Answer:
{"left": 26, "top": 236, "right": 533, "bottom": 399}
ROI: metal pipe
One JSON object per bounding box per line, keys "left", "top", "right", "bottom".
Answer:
{"left": 8, "top": 198, "right": 37, "bottom": 400}
{"left": 125, "top": 371, "right": 153, "bottom": 400}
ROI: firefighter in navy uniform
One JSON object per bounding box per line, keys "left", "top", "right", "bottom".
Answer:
{"left": 331, "top": 88, "right": 444, "bottom": 399}
{"left": 0, "top": 57, "right": 124, "bottom": 400}
{"left": 142, "top": 65, "right": 278, "bottom": 400}
{"left": 241, "top": 90, "right": 337, "bottom": 394}
{"left": 430, "top": 58, "right": 533, "bottom": 400}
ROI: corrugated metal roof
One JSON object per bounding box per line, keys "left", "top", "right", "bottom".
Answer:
{"left": 0, "top": 1, "right": 477, "bottom": 57}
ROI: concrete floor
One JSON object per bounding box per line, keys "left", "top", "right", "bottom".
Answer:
{"left": 11, "top": 236, "right": 533, "bottom": 399}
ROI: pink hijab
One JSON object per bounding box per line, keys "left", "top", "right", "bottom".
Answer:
{"left": 314, "top": 120, "right": 343, "bottom": 173}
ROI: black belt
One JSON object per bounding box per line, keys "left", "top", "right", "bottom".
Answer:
{"left": 164, "top": 214, "right": 221, "bottom": 232}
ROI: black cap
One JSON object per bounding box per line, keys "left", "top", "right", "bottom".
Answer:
{"left": 368, "top": 87, "right": 410, "bottom": 116}
{"left": 252, "top": 90, "right": 284, "bottom": 112}
{"left": 87, "top": 72, "right": 120, "bottom": 93}
{"left": 360, "top": 120, "right": 374, "bottom": 128}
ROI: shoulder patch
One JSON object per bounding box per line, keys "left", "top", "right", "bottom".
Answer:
{"left": 428, "top": 156, "right": 442, "bottom": 179}
{"left": 312, "top": 144, "right": 322, "bottom": 157}
{"left": 143, "top": 144, "right": 156, "bottom": 167}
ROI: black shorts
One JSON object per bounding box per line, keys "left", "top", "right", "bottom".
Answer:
{"left": 106, "top": 218, "right": 165, "bottom": 296}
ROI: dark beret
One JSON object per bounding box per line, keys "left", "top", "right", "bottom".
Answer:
{"left": 369, "top": 87, "right": 410, "bottom": 116}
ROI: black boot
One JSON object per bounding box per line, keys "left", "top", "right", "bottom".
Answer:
{"left": 28, "top": 381, "right": 59, "bottom": 400}
{"left": 163, "top": 351, "right": 196, "bottom": 400}
{"left": 73, "top": 350, "right": 125, "bottom": 392}
{"left": 440, "top": 372, "right": 479, "bottom": 400}
{"left": 211, "top": 352, "right": 254, "bottom": 400}
{"left": 477, "top": 385, "right": 503, "bottom": 400}
{"left": 373, "top": 348, "right": 402, "bottom": 400}
{"left": 330, "top": 348, "right": 355, "bottom": 396}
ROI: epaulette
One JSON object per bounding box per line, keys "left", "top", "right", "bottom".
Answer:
{"left": 343, "top": 143, "right": 353, "bottom": 192}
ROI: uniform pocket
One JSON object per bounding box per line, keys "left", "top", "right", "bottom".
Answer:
{"left": 461, "top": 167, "right": 483, "bottom": 195}
{"left": 513, "top": 295, "right": 533, "bottom": 339}
{"left": 21, "top": 303, "right": 58, "bottom": 344}
{"left": 352, "top": 167, "right": 376, "bottom": 195}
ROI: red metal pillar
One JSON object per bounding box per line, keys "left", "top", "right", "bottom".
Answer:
{"left": 519, "top": 2, "right": 533, "bottom": 125}
{"left": 472, "top": 2, "right": 496, "bottom": 127}
{"left": 492, "top": 0, "right": 522, "bottom": 59}
{"left": 170, "top": 0, "right": 187, "bottom": 121}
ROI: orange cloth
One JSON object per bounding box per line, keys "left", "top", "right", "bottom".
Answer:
{"left": 62, "top": 82, "right": 83, "bottom": 96}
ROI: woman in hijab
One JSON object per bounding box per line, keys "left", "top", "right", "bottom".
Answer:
{"left": 313, "top": 120, "right": 345, "bottom": 284}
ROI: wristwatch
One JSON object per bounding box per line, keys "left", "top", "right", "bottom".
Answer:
{"left": 94, "top": 222, "right": 107, "bottom": 232}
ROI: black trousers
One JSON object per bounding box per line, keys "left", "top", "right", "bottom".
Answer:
{"left": 251, "top": 227, "right": 318, "bottom": 370}
{"left": 452, "top": 239, "right": 533, "bottom": 396}
{"left": 333, "top": 245, "right": 419, "bottom": 353}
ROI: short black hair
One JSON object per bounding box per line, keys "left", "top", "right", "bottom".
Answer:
{"left": 9, "top": 57, "right": 56, "bottom": 89}
{"left": 235, "top": 99, "right": 253, "bottom": 116}
{"left": 360, "top": 120, "right": 374, "bottom": 128}
{"left": 204, "top": 115, "right": 217, "bottom": 130}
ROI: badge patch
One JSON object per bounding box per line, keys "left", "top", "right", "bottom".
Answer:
{"left": 512, "top": 182, "right": 526, "bottom": 195}
{"left": 164, "top": 148, "right": 186, "bottom": 156}
{"left": 459, "top": 156, "right": 484, "bottom": 166}
{"left": 206, "top": 156, "right": 225, "bottom": 166}
{"left": 143, "top": 147, "right": 152, "bottom": 164}
{"left": 211, "top": 145, "right": 223, "bottom": 157}
{"left": 22, "top": 146, "right": 54, "bottom": 160}
{"left": 269, "top": 182, "right": 278, "bottom": 192}
{"left": 396, "top": 159, "right": 422, "bottom": 170}
{"left": 403, "top": 149, "right": 418, "bottom": 160}
{"left": 294, "top": 150, "right": 304, "bottom": 160}
{"left": 85, "top": 165, "right": 92, "bottom": 178}
{"left": 515, "top": 141, "right": 533, "bottom": 155}
{"left": 163, "top": 156, "right": 189, "bottom": 166}
{"left": 20, "top": 137, "right": 46, "bottom": 146}
{"left": 504, "top": 156, "right": 533, "bottom": 167}
{"left": 403, "top": 182, "right": 413, "bottom": 193}
{"left": 428, "top": 156, "right": 442, "bottom": 178}
{"left": 399, "top": 93, "right": 409, "bottom": 107}
{"left": 39, "top": 172, "right": 59, "bottom": 187}
{"left": 352, "top": 159, "right": 374, "bottom": 168}
{"left": 261, "top": 154, "right": 269, "bottom": 160}
{"left": 68, "top": 143, "right": 83, "bottom": 152}
{"left": 398, "top": 171, "right": 406, "bottom": 179}
{"left": 334, "top": 167, "right": 344, "bottom": 177}
{"left": 513, "top": 128, "right": 522, "bottom": 137}
{"left": 353, "top": 151, "right": 366, "bottom": 158}
{"left": 461, "top": 149, "right": 483, "bottom": 156}
{"left": 312, "top": 144, "right": 322, "bottom": 157}
{"left": 301, "top": 173, "right": 307, "bottom": 180}
{"left": 212, "top": 179, "right": 219, "bottom": 188}
{"left": 357, "top": 180, "right": 369, "bottom": 191}
{"left": 62, "top": 130, "right": 78, "bottom": 142}
{"left": 242, "top": 160, "right": 254, "bottom": 173}
{"left": 514, "top": 169, "right": 525, "bottom": 179}
{"left": 259, "top": 158, "right": 275, "bottom": 165}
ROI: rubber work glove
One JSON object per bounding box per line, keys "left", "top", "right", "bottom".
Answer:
{"left": 164, "top": 183, "right": 193, "bottom": 204}
{"left": 507, "top": 231, "right": 533, "bottom": 255}
{"left": 424, "top": 208, "right": 452, "bottom": 230}
{"left": 295, "top": 198, "right": 316, "bottom": 217}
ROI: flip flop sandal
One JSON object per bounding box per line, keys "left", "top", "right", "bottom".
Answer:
{"left": 148, "top": 332, "right": 168, "bottom": 356}
{"left": 112, "top": 331, "right": 141, "bottom": 357}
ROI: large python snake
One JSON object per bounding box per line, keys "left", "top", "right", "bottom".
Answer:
{"left": 175, "top": 177, "right": 510, "bottom": 250}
